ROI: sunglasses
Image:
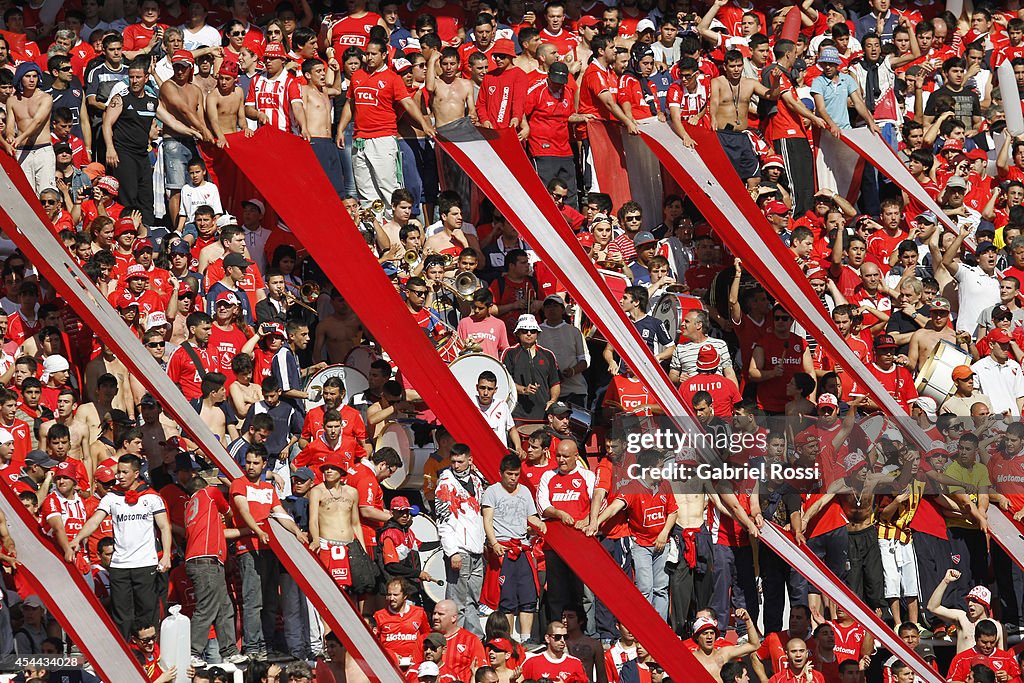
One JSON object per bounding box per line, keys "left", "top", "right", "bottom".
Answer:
{"left": 136, "top": 635, "right": 157, "bottom": 643}
{"left": 40, "top": 199, "right": 59, "bottom": 206}
{"left": 775, "top": 315, "right": 792, "bottom": 322}
{"left": 624, "top": 215, "right": 642, "bottom": 221}
{"left": 549, "top": 633, "right": 566, "bottom": 640}
{"left": 408, "top": 289, "right": 428, "bottom": 296}
{"left": 230, "top": 31, "right": 246, "bottom": 37}
{"left": 145, "top": 341, "right": 165, "bottom": 349}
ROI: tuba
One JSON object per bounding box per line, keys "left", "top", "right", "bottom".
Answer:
{"left": 453, "top": 271, "right": 481, "bottom": 300}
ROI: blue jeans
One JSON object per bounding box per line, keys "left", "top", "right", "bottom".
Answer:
{"left": 632, "top": 542, "right": 669, "bottom": 619}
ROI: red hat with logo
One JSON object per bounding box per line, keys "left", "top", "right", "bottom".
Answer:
{"left": 987, "top": 328, "right": 1012, "bottom": 344}
{"left": 96, "top": 175, "right": 119, "bottom": 195}
{"left": 53, "top": 460, "right": 77, "bottom": 481}
{"left": 95, "top": 465, "right": 116, "bottom": 483}
{"left": 762, "top": 154, "right": 785, "bottom": 170}
{"left": 126, "top": 263, "right": 147, "bottom": 279}
{"left": 114, "top": 216, "right": 138, "bottom": 236}
{"left": 578, "top": 14, "right": 602, "bottom": 27}
{"left": 794, "top": 430, "right": 819, "bottom": 447}
{"left": 389, "top": 496, "right": 413, "bottom": 511}
{"left": 695, "top": 344, "right": 720, "bottom": 372}
{"left": 817, "top": 393, "right": 839, "bottom": 409}
{"left": 763, "top": 200, "right": 790, "bottom": 216}
{"left": 263, "top": 42, "right": 288, "bottom": 60}
{"left": 319, "top": 453, "right": 348, "bottom": 472}
{"left": 171, "top": 49, "right": 195, "bottom": 68}
{"left": 218, "top": 60, "right": 240, "bottom": 77}
{"left": 577, "top": 232, "right": 595, "bottom": 248}
{"left": 132, "top": 238, "right": 154, "bottom": 253}
{"left": 116, "top": 292, "right": 139, "bottom": 310}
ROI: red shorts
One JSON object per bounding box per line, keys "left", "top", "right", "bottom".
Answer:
{"left": 317, "top": 539, "right": 352, "bottom": 588}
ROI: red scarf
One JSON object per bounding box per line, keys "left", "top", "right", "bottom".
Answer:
{"left": 117, "top": 484, "right": 147, "bottom": 505}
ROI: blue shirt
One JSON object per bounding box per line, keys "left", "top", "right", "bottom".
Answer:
{"left": 810, "top": 73, "right": 858, "bottom": 129}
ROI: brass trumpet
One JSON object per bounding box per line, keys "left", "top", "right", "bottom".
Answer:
{"left": 404, "top": 249, "right": 421, "bottom": 267}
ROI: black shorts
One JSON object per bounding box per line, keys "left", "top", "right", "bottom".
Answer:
{"left": 498, "top": 551, "right": 538, "bottom": 613}
{"left": 717, "top": 129, "right": 760, "bottom": 180}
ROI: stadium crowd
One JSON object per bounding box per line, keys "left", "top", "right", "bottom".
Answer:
{"left": 3, "top": 0, "right": 1024, "bottom": 681}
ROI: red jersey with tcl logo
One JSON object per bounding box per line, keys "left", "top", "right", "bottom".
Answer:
{"left": 829, "top": 620, "right": 865, "bottom": 665}
{"left": 537, "top": 466, "right": 596, "bottom": 522}
{"left": 229, "top": 478, "right": 280, "bottom": 554}
{"left": 947, "top": 646, "right": 1022, "bottom": 683}
{"left": 443, "top": 628, "right": 487, "bottom": 682}
{"left": 373, "top": 603, "right": 431, "bottom": 665}
{"left": 330, "top": 12, "right": 382, "bottom": 51}
{"left": 521, "top": 652, "right": 588, "bottom": 683}
{"left": 869, "top": 363, "right": 918, "bottom": 411}
{"left": 615, "top": 480, "right": 678, "bottom": 546}
{"left": 350, "top": 66, "right": 410, "bottom": 138}
{"left": 523, "top": 79, "right": 576, "bottom": 158}
{"left": 603, "top": 374, "right": 655, "bottom": 416}
{"left": 245, "top": 70, "right": 299, "bottom": 132}
{"left": 41, "top": 490, "right": 88, "bottom": 574}
{"left": 753, "top": 334, "right": 807, "bottom": 413}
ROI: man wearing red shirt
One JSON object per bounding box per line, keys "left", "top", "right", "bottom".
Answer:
{"left": 42, "top": 462, "right": 88, "bottom": 574}
{"left": 523, "top": 63, "right": 580, "bottom": 207}
{"left": 108, "top": 264, "right": 164, "bottom": 320}
{"left": 539, "top": 1, "right": 580, "bottom": 60}
{"left": 244, "top": 42, "right": 296, "bottom": 133}
{"left": 184, "top": 478, "right": 247, "bottom": 666}
{"left": 947, "top": 619, "right": 1021, "bottom": 682}
{"left": 338, "top": 37, "right": 435, "bottom": 206}
{"left": 432, "top": 599, "right": 486, "bottom": 682}
{"left": 521, "top": 621, "right": 588, "bottom": 682}
{"left": 374, "top": 577, "right": 431, "bottom": 667}
{"left": 813, "top": 304, "right": 872, "bottom": 400}
{"left": 326, "top": 0, "right": 385, "bottom": 53}
{"left": 348, "top": 447, "right": 402, "bottom": 557}
{"left": 749, "top": 306, "right": 814, "bottom": 414}
{"left": 867, "top": 334, "right": 919, "bottom": 412}
{"left": 166, "top": 312, "right": 219, "bottom": 401}
{"left": 476, "top": 38, "right": 527, "bottom": 136}
{"left": 678, "top": 345, "right": 743, "bottom": 417}
{"left": 578, "top": 36, "right": 638, "bottom": 135}
{"left": 292, "top": 409, "right": 359, "bottom": 480}
{"left": 299, "top": 377, "right": 368, "bottom": 455}
{"left": 769, "top": 638, "right": 825, "bottom": 683}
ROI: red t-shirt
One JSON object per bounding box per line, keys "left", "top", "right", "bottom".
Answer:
{"left": 184, "top": 487, "right": 229, "bottom": 563}
{"left": 829, "top": 620, "right": 865, "bottom": 665}
{"left": 166, "top": 343, "right": 220, "bottom": 400}
{"left": 869, "top": 362, "right": 918, "bottom": 412}
{"left": 331, "top": 12, "right": 382, "bottom": 51}
{"left": 121, "top": 22, "right": 167, "bottom": 52}
{"left": 753, "top": 334, "right": 807, "bottom": 413}
{"left": 678, "top": 373, "right": 742, "bottom": 417}
{"left": 521, "top": 652, "right": 589, "bottom": 683}
{"left": 300, "top": 405, "right": 368, "bottom": 460}
{"left": 766, "top": 85, "right": 809, "bottom": 141}
{"left": 229, "top": 478, "right": 280, "bottom": 554}
{"left": 578, "top": 61, "right": 618, "bottom": 122}
{"left": 350, "top": 66, "right": 410, "bottom": 138}
{"left": 524, "top": 79, "right": 576, "bottom": 157}
{"left": 373, "top": 604, "right": 431, "bottom": 665}
{"left": 443, "top": 628, "right": 486, "bottom": 682}
{"left": 947, "top": 647, "right": 1022, "bottom": 683}
{"left": 349, "top": 461, "right": 384, "bottom": 550}
{"left": 41, "top": 490, "right": 88, "bottom": 573}
{"left": 476, "top": 66, "right": 527, "bottom": 128}
{"left": 614, "top": 481, "right": 678, "bottom": 546}
{"left": 538, "top": 28, "right": 578, "bottom": 59}
{"left": 603, "top": 374, "right": 656, "bottom": 416}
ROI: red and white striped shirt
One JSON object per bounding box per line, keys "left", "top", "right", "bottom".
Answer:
{"left": 245, "top": 71, "right": 299, "bottom": 132}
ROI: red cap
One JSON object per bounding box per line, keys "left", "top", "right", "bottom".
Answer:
{"left": 171, "top": 49, "right": 195, "bottom": 67}
{"left": 11, "top": 481, "right": 33, "bottom": 495}
{"left": 578, "top": 14, "right": 602, "bottom": 27}
{"left": 218, "top": 60, "right": 239, "bottom": 77}
{"left": 817, "top": 393, "right": 839, "bottom": 408}
{"left": 965, "top": 148, "right": 988, "bottom": 161}
{"left": 695, "top": 343, "right": 720, "bottom": 371}
{"left": 116, "top": 292, "right": 139, "bottom": 310}
{"left": 794, "top": 430, "right": 819, "bottom": 447}
{"left": 485, "top": 637, "right": 513, "bottom": 652}
{"left": 242, "top": 37, "right": 264, "bottom": 59}
{"left": 126, "top": 264, "right": 147, "bottom": 279}
{"left": 942, "top": 138, "right": 964, "bottom": 151}
{"left": 177, "top": 282, "right": 196, "bottom": 298}
{"left": 263, "top": 42, "right": 288, "bottom": 60}
{"left": 762, "top": 153, "right": 785, "bottom": 169}
{"left": 215, "top": 291, "right": 241, "bottom": 306}
{"left": 390, "top": 496, "right": 413, "bottom": 511}
{"left": 319, "top": 453, "right": 348, "bottom": 472}
{"left": 95, "top": 465, "right": 116, "bottom": 483}
{"left": 96, "top": 175, "right": 119, "bottom": 194}
{"left": 114, "top": 216, "right": 138, "bottom": 236}
{"left": 805, "top": 266, "right": 826, "bottom": 281}
{"left": 53, "top": 460, "right": 76, "bottom": 481}
{"left": 491, "top": 38, "right": 516, "bottom": 57}
{"left": 987, "top": 328, "right": 1012, "bottom": 344}
{"left": 577, "top": 232, "right": 595, "bottom": 248}
{"left": 132, "top": 238, "right": 154, "bottom": 253}
{"left": 260, "top": 322, "right": 286, "bottom": 338}
{"left": 763, "top": 200, "right": 790, "bottom": 216}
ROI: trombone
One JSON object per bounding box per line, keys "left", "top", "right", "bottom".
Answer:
{"left": 286, "top": 281, "right": 321, "bottom": 314}
{"left": 441, "top": 271, "right": 481, "bottom": 301}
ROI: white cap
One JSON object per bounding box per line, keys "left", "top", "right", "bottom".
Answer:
{"left": 42, "top": 355, "right": 70, "bottom": 374}
{"left": 908, "top": 396, "right": 938, "bottom": 417}
{"left": 417, "top": 661, "right": 440, "bottom": 678}
{"left": 0, "top": 428, "right": 14, "bottom": 444}
{"left": 145, "top": 311, "right": 169, "bottom": 330}
{"left": 216, "top": 213, "right": 239, "bottom": 228}
{"left": 514, "top": 314, "right": 541, "bottom": 332}
{"left": 637, "top": 18, "right": 656, "bottom": 33}
{"left": 242, "top": 198, "right": 265, "bottom": 215}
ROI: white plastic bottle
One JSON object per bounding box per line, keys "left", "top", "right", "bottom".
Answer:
{"left": 159, "top": 604, "right": 191, "bottom": 683}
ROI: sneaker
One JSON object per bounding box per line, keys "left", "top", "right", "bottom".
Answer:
{"left": 248, "top": 650, "right": 268, "bottom": 661}
{"left": 736, "top": 634, "right": 749, "bottom": 645}
{"left": 478, "top": 605, "right": 495, "bottom": 617}
{"left": 190, "top": 656, "right": 207, "bottom": 668}
{"left": 224, "top": 653, "right": 249, "bottom": 665}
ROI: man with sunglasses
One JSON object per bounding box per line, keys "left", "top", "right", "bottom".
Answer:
{"left": 749, "top": 304, "right": 813, "bottom": 415}
{"left": 521, "top": 621, "right": 588, "bottom": 682}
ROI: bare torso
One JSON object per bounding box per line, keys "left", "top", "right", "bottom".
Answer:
{"left": 430, "top": 76, "right": 473, "bottom": 126}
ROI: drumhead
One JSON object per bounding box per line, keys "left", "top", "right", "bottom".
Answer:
{"left": 651, "top": 294, "right": 682, "bottom": 345}
{"left": 448, "top": 353, "right": 518, "bottom": 410}
{"left": 305, "top": 365, "right": 369, "bottom": 411}
{"left": 377, "top": 423, "right": 412, "bottom": 490}
{"left": 411, "top": 514, "right": 440, "bottom": 551}
{"left": 421, "top": 549, "right": 447, "bottom": 604}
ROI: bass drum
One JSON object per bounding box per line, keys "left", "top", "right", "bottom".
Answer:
{"left": 916, "top": 340, "right": 971, "bottom": 404}
{"left": 305, "top": 365, "right": 369, "bottom": 412}
{"left": 421, "top": 549, "right": 447, "bottom": 604}
{"left": 412, "top": 514, "right": 440, "bottom": 552}
{"left": 378, "top": 422, "right": 413, "bottom": 490}
{"left": 448, "top": 353, "right": 518, "bottom": 410}
{"left": 651, "top": 292, "right": 705, "bottom": 346}
{"left": 344, "top": 345, "right": 380, "bottom": 377}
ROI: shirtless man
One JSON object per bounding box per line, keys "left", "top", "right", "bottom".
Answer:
{"left": 198, "top": 373, "right": 235, "bottom": 446}
{"left": 40, "top": 389, "right": 92, "bottom": 464}
{"left": 563, "top": 606, "right": 607, "bottom": 683}
{"left": 83, "top": 347, "right": 134, "bottom": 419}
{"left": 7, "top": 63, "right": 54, "bottom": 195}
{"left": 206, "top": 61, "right": 249, "bottom": 148}
{"left": 159, "top": 50, "right": 213, "bottom": 220}
{"left": 74, "top": 372, "right": 120, "bottom": 443}
{"left": 426, "top": 48, "right": 476, "bottom": 127}
{"left": 292, "top": 60, "right": 345, "bottom": 196}
{"left": 928, "top": 569, "right": 1005, "bottom": 652}
{"left": 907, "top": 296, "right": 961, "bottom": 372}
{"left": 513, "top": 29, "right": 542, "bottom": 74}
{"left": 710, "top": 49, "right": 778, "bottom": 188}
{"left": 308, "top": 453, "right": 363, "bottom": 590}
{"left": 313, "top": 291, "right": 364, "bottom": 363}
{"left": 691, "top": 610, "right": 760, "bottom": 681}
{"left": 138, "top": 395, "right": 178, "bottom": 473}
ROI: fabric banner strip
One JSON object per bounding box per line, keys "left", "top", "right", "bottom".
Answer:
{"left": 760, "top": 523, "right": 943, "bottom": 683}
{"left": 0, "top": 152, "right": 401, "bottom": 683}
{"left": 0, "top": 482, "right": 147, "bottom": 681}
{"left": 587, "top": 121, "right": 664, "bottom": 224}
{"left": 435, "top": 119, "right": 691, "bottom": 420}
{"left": 985, "top": 508, "right": 1024, "bottom": 572}
{"left": 217, "top": 126, "right": 713, "bottom": 683}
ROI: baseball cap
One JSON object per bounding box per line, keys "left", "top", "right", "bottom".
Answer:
{"left": 915, "top": 211, "right": 937, "bottom": 224}
{"left": 764, "top": 200, "right": 790, "bottom": 216}
{"left": 987, "top": 328, "right": 1012, "bottom": 344}
{"left": 115, "top": 292, "right": 138, "bottom": 310}
{"left": 216, "top": 213, "right": 238, "bottom": 228}
{"left": 145, "top": 311, "right": 169, "bottom": 330}
{"left": 22, "top": 595, "right": 45, "bottom": 609}
{"left": 96, "top": 466, "right": 116, "bottom": 483}
{"left": 762, "top": 154, "right": 784, "bottom": 170}
{"left": 633, "top": 231, "right": 657, "bottom": 247}
{"left": 114, "top": 216, "right": 138, "bottom": 236}
{"left": 417, "top": 662, "right": 441, "bottom": 678}
{"left": 992, "top": 304, "right": 1014, "bottom": 321}
{"left": 976, "top": 241, "right": 998, "bottom": 256}
{"left": 319, "top": 453, "right": 347, "bottom": 472}
{"left": 514, "top": 314, "right": 541, "bottom": 332}
{"left": 544, "top": 294, "right": 566, "bottom": 307}
{"left": 215, "top": 291, "right": 241, "bottom": 306}
{"left": 53, "top": 142, "right": 72, "bottom": 155}
{"left": 223, "top": 253, "right": 252, "bottom": 269}
{"left": 390, "top": 496, "right": 414, "bottom": 511}
{"left": 966, "top": 585, "right": 992, "bottom": 610}
{"left": 908, "top": 396, "right": 938, "bottom": 416}
{"left": 843, "top": 450, "right": 868, "bottom": 472}
{"left": 942, "top": 138, "right": 964, "bottom": 152}
{"left": 695, "top": 344, "right": 720, "bottom": 372}
{"left": 794, "top": 431, "right": 819, "bottom": 447}
{"left": 546, "top": 401, "right": 572, "bottom": 416}
{"left": 42, "top": 355, "right": 70, "bottom": 374}
{"left": 260, "top": 322, "right": 286, "bottom": 338}
{"left": 175, "top": 452, "right": 196, "bottom": 471}
{"left": 930, "top": 297, "right": 951, "bottom": 312}
{"left": 548, "top": 61, "right": 569, "bottom": 85}
{"left": 874, "top": 334, "right": 898, "bottom": 349}
{"left": 485, "top": 637, "right": 513, "bottom": 652}
{"left": 177, "top": 282, "right": 196, "bottom": 298}
{"left": 126, "top": 263, "right": 147, "bottom": 279}
{"left": 945, "top": 175, "right": 968, "bottom": 191}
{"left": 817, "top": 46, "right": 842, "bottom": 64}
{"left": 423, "top": 633, "right": 446, "bottom": 650}
{"left": 0, "top": 429, "right": 13, "bottom": 445}
{"left": 393, "top": 57, "right": 413, "bottom": 74}
{"left": 171, "top": 49, "right": 195, "bottom": 67}
{"left": 637, "top": 18, "right": 656, "bottom": 33}
{"left": 578, "top": 14, "right": 601, "bottom": 27}
{"left": 25, "top": 450, "right": 57, "bottom": 468}
{"left": 83, "top": 162, "right": 105, "bottom": 180}
{"left": 692, "top": 617, "right": 719, "bottom": 637}
{"left": 140, "top": 393, "right": 158, "bottom": 407}
{"left": 242, "top": 198, "right": 265, "bottom": 215}
{"left": 491, "top": 38, "right": 516, "bottom": 57}
{"left": 292, "top": 467, "right": 316, "bottom": 482}
{"left": 966, "top": 148, "right": 988, "bottom": 161}
{"left": 52, "top": 461, "right": 77, "bottom": 481}
{"left": 263, "top": 42, "right": 288, "bottom": 60}
{"left": 132, "top": 237, "right": 154, "bottom": 253}
{"left": 817, "top": 393, "right": 839, "bottom": 409}
{"left": 805, "top": 266, "right": 827, "bottom": 281}
{"left": 170, "top": 240, "right": 192, "bottom": 256}
{"left": 95, "top": 175, "right": 119, "bottom": 195}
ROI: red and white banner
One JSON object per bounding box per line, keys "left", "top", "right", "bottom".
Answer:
{"left": 435, "top": 119, "right": 692, "bottom": 420}
{"left": 760, "top": 523, "right": 943, "bottom": 683}
{"left": 815, "top": 128, "right": 866, "bottom": 203}
{"left": 214, "top": 127, "right": 713, "bottom": 683}
{"left": 0, "top": 152, "right": 402, "bottom": 683}
{"left": 986, "top": 508, "right": 1024, "bottom": 572}
{"left": 0, "top": 482, "right": 147, "bottom": 681}
{"left": 588, "top": 120, "right": 666, "bottom": 223}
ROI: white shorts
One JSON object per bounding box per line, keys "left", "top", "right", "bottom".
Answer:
{"left": 880, "top": 536, "right": 919, "bottom": 599}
